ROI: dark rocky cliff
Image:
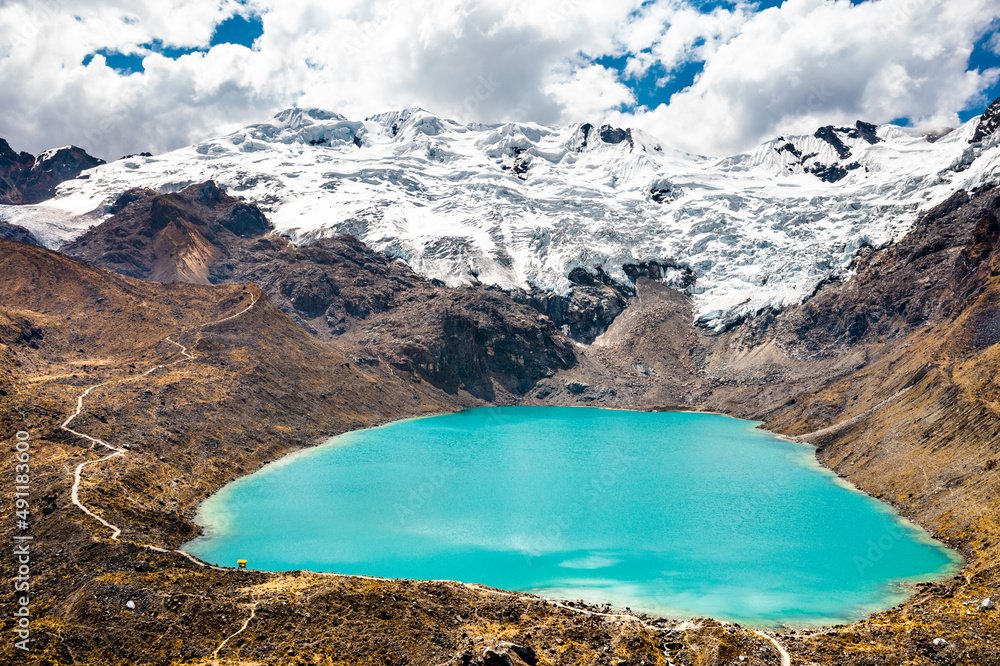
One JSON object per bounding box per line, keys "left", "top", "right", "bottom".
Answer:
{"left": 65, "top": 183, "right": 577, "bottom": 400}
{"left": 0, "top": 218, "right": 40, "bottom": 245}
{"left": 0, "top": 138, "right": 105, "bottom": 204}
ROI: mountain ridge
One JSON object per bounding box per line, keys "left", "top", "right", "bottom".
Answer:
{"left": 5, "top": 99, "right": 999, "bottom": 330}
{"left": 62, "top": 182, "right": 580, "bottom": 400}
{"left": 0, "top": 138, "right": 104, "bottom": 205}
{"left": 2, "top": 124, "right": 1000, "bottom": 663}
{"left": 3, "top": 176, "right": 999, "bottom": 663}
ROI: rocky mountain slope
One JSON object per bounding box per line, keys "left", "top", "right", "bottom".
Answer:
{"left": 0, "top": 138, "right": 104, "bottom": 205}
{"left": 4, "top": 178, "right": 999, "bottom": 662}
{"left": 4, "top": 102, "right": 1000, "bottom": 664}
{"left": 0, "top": 237, "right": 785, "bottom": 666}
{"left": 0, "top": 237, "right": 471, "bottom": 542}
{"left": 13, "top": 179, "right": 1000, "bottom": 665}
{"left": 486, "top": 182, "right": 1000, "bottom": 664}
{"left": 752, "top": 185, "right": 1000, "bottom": 666}
{"left": 0, "top": 216, "right": 40, "bottom": 244}
{"left": 9, "top": 102, "right": 1000, "bottom": 330}
{"left": 63, "top": 182, "right": 578, "bottom": 400}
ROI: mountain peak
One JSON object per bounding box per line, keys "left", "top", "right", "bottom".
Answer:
{"left": 971, "top": 96, "right": 1000, "bottom": 144}
{"left": 366, "top": 108, "right": 452, "bottom": 139}
{"left": 0, "top": 138, "right": 103, "bottom": 204}
{"left": 19, "top": 106, "right": 1000, "bottom": 331}
{"left": 272, "top": 108, "right": 347, "bottom": 129}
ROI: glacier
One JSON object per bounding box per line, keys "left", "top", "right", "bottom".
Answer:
{"left": 6, "top": 106, "right": 1000, "bottom": 330}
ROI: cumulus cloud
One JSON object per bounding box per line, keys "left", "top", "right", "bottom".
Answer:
{"left": 546, "top": 64, "right": 635, "bottom": 118}
{"left": 0, "top": 0, "right": 998, "bottom": 159}
{"left": 614, "top": 0, "right": 756, "bottom": 85}
{"left": 631, "top": 0, "right": 1000, "bottom": 154}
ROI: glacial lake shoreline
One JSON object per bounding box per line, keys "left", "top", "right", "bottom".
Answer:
{"left": 184, "top": 406, "right": 962, "bottom": 629}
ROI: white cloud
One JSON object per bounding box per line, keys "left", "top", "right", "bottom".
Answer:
{"left": 0, "top": 0, "right": 998, "bottom": 159}
{"left": 546, "top": 64, "right": 635, "bottom": 117}
{"left": 615, "top": 1, "right": 756, "bottom": 84}
{"left": 631, "top": 0, "right": 1000, "bottom": 155}
{"left": 988, "top": 28, "right": 1000, "bottom": 56}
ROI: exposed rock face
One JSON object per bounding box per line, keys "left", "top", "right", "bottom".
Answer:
{"left": 508, "top": 267, "right": 627, "bottom": 343}
{"left": 0, "top": 139, "right": 34, "bottom": 203}
{"left": 234, "top": 235, "right": 577, "bottom": 400}
{"left": 0, "top": 138, "right": 104, "bottom": 204}
{"left": 749, "top": 186, "right": 1000, "bottom": 666}
{"left": 853, "top": 120, "right": 881, "bottom": 144}
{"left": 0, "top": 218, "right": 40, "bottom": 245}
{"left": 971, "top": 96, "right": 1000, "bottom": 143}
{"left": 770, "top": 121, "right": 880, "bottom": 183}
{"left": 65, "top": 181, "right": 267, "bottom": 284}
{"left": 649, "top": 180, "right": 676, "bottom": 203}
{"left": 68, "top": 182, "right": 695, "bottom": 349}
{"left": 62, "top": 177, "right": 1000, "bottom": 407}
{"left": 506, "top": 262, "right": 697, "bottom": 344}
{"left": 759, "top": 187, "right": 998, "bottom": 353}
{"left": 814, "top": 125, "right": 853, "bottom": 160}
{"left": 806, "top": 161, "right": 861, "bottom": 183}
{"left": 622, "top": 260, "right": 697, "bottom": 289}
{"left": 675, "top": 185, "right": 1000, "bottom": 420}
{"left": 6, "top": 177, "right": 1000, "bottom": 663}
{"left": 26, "top": 146, "right": 106, "bottom": 201}
{"left": 530, "top": 184, "right": 1000, "bottom": 430}
{"left": 814, "top": 120, "right": 882, "bottom": 159}
{"left": 598, "top": 124, "right": 633, "bottom": 148}
{"left": 64, "top": 183, "right": 577, "bottom": 400}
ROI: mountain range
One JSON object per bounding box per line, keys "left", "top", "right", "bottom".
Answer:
{"left": 5, "top": 102, "right": 1000, "bottom": 330}
{"left": 2, "top": 100, "right": 1000, "bottom": 665}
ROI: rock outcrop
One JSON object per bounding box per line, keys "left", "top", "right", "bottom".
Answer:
{"left": 64, "top": 183, "right": 577, "bottom": 400}
{"left": 0, "top": 218, "right": 40, "bottom": 245}
{"left": 508, "top": 267, "right": 627, "bottom": 343}
{"left": 972, "top": 96, "right": 1000, "bottom": 143}
{"left": 0, "top": 138, "right": 104, "bottom": 204}
{"left": 234, "top": 235, "right": 577, "bottom": 400}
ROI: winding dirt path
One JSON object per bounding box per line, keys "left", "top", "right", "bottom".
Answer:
{"left": 797, "top": 386, "right": 912, "bottom": 442}
{"left": 211, "top": 604, "right": 257, "bottom": 664}
{"left": 61, "top": 293, "right": 257, "bottom": 559}
{"left": 752, "top": 630, "right": 792, "bottom": 666}
{"left": 59, "top": 289, "right": 790, "bottom": 663}
{"left": 63, "top": 383, "right": 126, "bottom": 539}
{"left": 204, "top": 293, "right": 258, "bottom": 326}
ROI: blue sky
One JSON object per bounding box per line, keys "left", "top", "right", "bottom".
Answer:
{"left": 81, "top": 14, "right": 264, "bottom": 74}
{"left": 963, "top": 30, "right": 1000, "bottom": 120}
{"left": 594, "top": 0, "right": 788, "bottom": 113}
{"left": 78, "top": 0, "right": 1000, "bottom": 125}
{"left": 3, "top": 0, "right": 1000, "bottom": 158}
{"left": 596, "top": 0, "right": 1000, "bottom": 125}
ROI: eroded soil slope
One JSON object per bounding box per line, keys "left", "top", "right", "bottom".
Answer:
{"left": 5, "top": 183, "right": 1000, "bottom": 664}
{"left": 0, "top": 238, "right": 781, "bottom": 666}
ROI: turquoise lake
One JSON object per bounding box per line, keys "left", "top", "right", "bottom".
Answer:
{"left": 186, "top": 407, "right": 959, "bottom": 627}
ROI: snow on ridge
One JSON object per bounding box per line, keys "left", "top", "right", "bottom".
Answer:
{"left": 28, "top": 108, "right": 1000, "bottom": 330}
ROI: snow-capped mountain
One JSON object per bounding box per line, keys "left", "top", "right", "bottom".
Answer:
{"left": 7, "top": 105, "right": 1000, "bottom": 329}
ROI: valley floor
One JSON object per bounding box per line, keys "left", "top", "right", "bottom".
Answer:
{"left": 3, "top": 182, "right": 1000, "bottom": 665}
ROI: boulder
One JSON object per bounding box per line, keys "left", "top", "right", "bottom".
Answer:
{"left": 499, "top": 642, "right": 537, "bottom": 666}
{"left": 482, "top": 648, "right": 514, "bottom": 666}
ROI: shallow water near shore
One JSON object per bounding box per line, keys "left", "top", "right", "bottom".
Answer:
{"left": 186, "top": 407, "right": 959, "bottom": 627}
